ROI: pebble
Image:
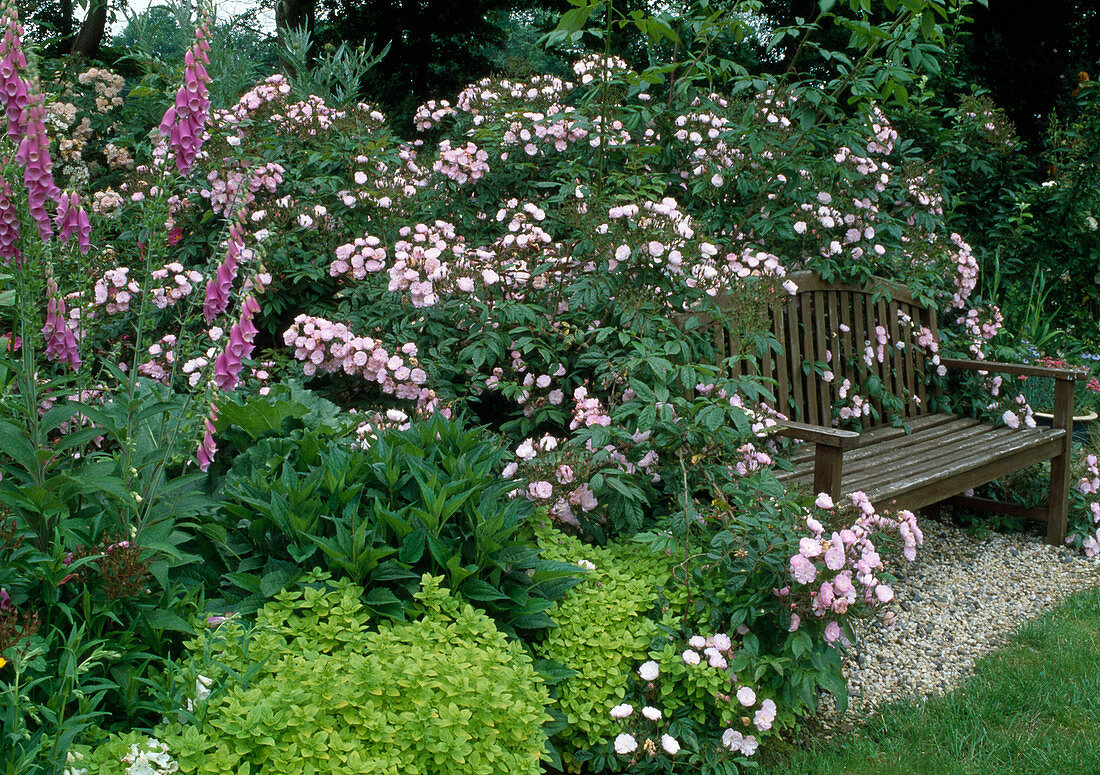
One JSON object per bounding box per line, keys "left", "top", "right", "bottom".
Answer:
{"left": 817, "top": 517, "right": 1100, "bottom": 730}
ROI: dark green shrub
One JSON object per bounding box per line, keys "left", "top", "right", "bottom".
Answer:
{"left": 214, "top": 412, "right": 579, "bottom": 633}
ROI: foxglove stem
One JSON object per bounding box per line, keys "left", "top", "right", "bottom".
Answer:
{"left": 203, "top": 216, "right": 248, "bottom": 323}
{"left": 0, "top": 173, "right": 20, "bottom": 264}
{"left": 17, "top": 90, "right": 60, "bottom": 240}
{"left": 0, "top": 0, "right": 30, "bottom": 139}
{"left": 159, "top": 13, "right": 212, "bottom": 175}
{"left": 196, "top": 403, "right": 218, "bottom": 471}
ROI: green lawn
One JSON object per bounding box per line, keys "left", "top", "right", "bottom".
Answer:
{"left": 764, "top": 584, "right": 1100, "bottom": 775}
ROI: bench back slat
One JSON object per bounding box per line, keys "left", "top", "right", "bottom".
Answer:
{"left": 717, "top": 271, "right": 937, "bottom": 427}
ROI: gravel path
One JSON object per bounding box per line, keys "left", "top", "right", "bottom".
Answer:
{"left": 819, "top": 517, "right": 1100, "bottom": 728}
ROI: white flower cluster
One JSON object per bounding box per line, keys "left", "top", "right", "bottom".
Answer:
{"left": 185, "top": 674, "right": 213, "bottom": 712}
{"left": 62, "top": 750, "right": 88, "bottom": 775}
{"left": 121, "top": 738, "right": 178, "bottom": 775}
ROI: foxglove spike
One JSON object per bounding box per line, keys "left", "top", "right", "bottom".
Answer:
{"left": 159, "top": 12, "right": 212, "bottom": 175}
{"left": 42, "top": 278, "right": 81, "bottom": 370}
{"left": 196, "top": 403, "right": 218, "bottom": 471}
{"left": 55, "top": 191, "right": 91, "bottom": 254}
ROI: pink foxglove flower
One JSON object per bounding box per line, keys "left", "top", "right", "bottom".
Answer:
{"left": 204, "top": 218, "right": 247, "bottom": 323}
{"left": 0, "top": 173, "right": 19, "bottom": 263}
{"left": 159, "top": 14, "right": 212, "bottom": 175}
{"left": 0, "top": 0, "right": 30, "bottom": 139}
{"left": 55, "top": 191, "right": 91, "bottom": 253}
{"left": 212, "top": 294, "right": 260, "bottom": 391}
{"left": 42, "top": 278, "right": 80, "bottom": 370}
{"left": 17, "top": 91, "right": 60, "bottom": 240}
{"left": 196, "top": 403, "right": 218, "bottom": 471}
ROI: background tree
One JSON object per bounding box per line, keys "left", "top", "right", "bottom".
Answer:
{"left": 959, "top": 0, "right": 1099, "bottom": 146}
{"left": 305, "top": 0, "right": 566, "bottom": 128}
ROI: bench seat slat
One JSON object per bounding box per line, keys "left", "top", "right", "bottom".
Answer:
{"left": 781, "top": 412, "right": 959, "bottom": 466}
{"left": 846, "top": 425, "right": 1034, "bottom": 493}
{"left": 774, "top": 413, "right": 981, "bottom": 481}
{"left": 779, "top": 422, "right": 1065, "bottom": 510}
{"left": 865, "top": 429, "right": 1066, "bottom": 509}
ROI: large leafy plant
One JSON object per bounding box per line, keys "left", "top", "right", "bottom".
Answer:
{"left": 214, "top": 411, "right": 580, "bottom": 633}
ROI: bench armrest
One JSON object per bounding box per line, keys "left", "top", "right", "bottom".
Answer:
{"left": 940, "top": 357, "right": 1089, "bottom": 381}
{"left": 775, "top": 421, "right": 860, "bottom": 450}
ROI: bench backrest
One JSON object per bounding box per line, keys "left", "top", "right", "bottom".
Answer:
{"left": 717, "top": 271, "right": 939, "bottom": 428}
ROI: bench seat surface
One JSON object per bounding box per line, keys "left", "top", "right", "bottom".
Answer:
{"left": 777, "top": 413, "right": 1067, "bottom": 511}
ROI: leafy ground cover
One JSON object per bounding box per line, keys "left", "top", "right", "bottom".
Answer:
{"left": 763, "top": 583, "right": 1100, "bottom": 775}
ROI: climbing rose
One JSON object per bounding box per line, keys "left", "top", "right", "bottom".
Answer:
{"left": 789, "top": 553, "right": 817, "bottom": 585}
{"left": 609, "top": 703, "right": 633, "bottom": 719}
{"left": 613, "top": 734, "right": 637, "bottom": 754}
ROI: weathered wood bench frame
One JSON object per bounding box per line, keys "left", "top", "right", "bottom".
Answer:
{"left": 713, "top": 271, "right": 1088, "bottom": 545}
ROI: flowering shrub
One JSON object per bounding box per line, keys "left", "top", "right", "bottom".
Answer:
{"left": 1069, "top": 449, "right": 1100, "bottom": 556}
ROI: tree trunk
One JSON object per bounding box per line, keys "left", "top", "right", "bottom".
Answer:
{"left": 70, "top": 0, "right": 108, "bottom": 58}
{"left": 276, "top": 0, "right": 317, "bottom": 75}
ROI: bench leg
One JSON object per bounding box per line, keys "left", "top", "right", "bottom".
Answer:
{"left": 1047, "top": 377, "right": 1075, "bottom": 546}
{"left": 1048, "top": 446, "right": 1071, "bottom": 546}
{"left": 813, "top": 443, "right": 843, "bottom": 502}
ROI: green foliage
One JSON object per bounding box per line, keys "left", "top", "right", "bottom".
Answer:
{"left": 534, "top": 526, "right": 680, "bottom": 761}
{"left": 279, "top": 25, "right": 390, "bottom": 106}
{"left": 211, "top": 412, "right": 578, "bottom": 633}
{"left": 87, "top": 573, "right": 551, "bottom": 775}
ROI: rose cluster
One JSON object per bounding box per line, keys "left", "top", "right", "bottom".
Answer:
{"left": 783, "top": 492, "right": 921, "bottom": 642}
{"left": 282, "top": 314, "right": 432, "bottom": 406}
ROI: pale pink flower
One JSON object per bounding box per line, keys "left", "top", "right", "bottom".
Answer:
{"left": 613, "top": 734, "right": 637, "bottom": 754}
{"left": 609, "top": 703, "right": 633, "bottom": 719}
{"left": 790, "top": 554, "right": 817, "bottom": 585}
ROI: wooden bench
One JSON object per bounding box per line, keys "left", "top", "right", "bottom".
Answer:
{"left": 712, "top": 271, "right": 1088, "bottom": 545}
